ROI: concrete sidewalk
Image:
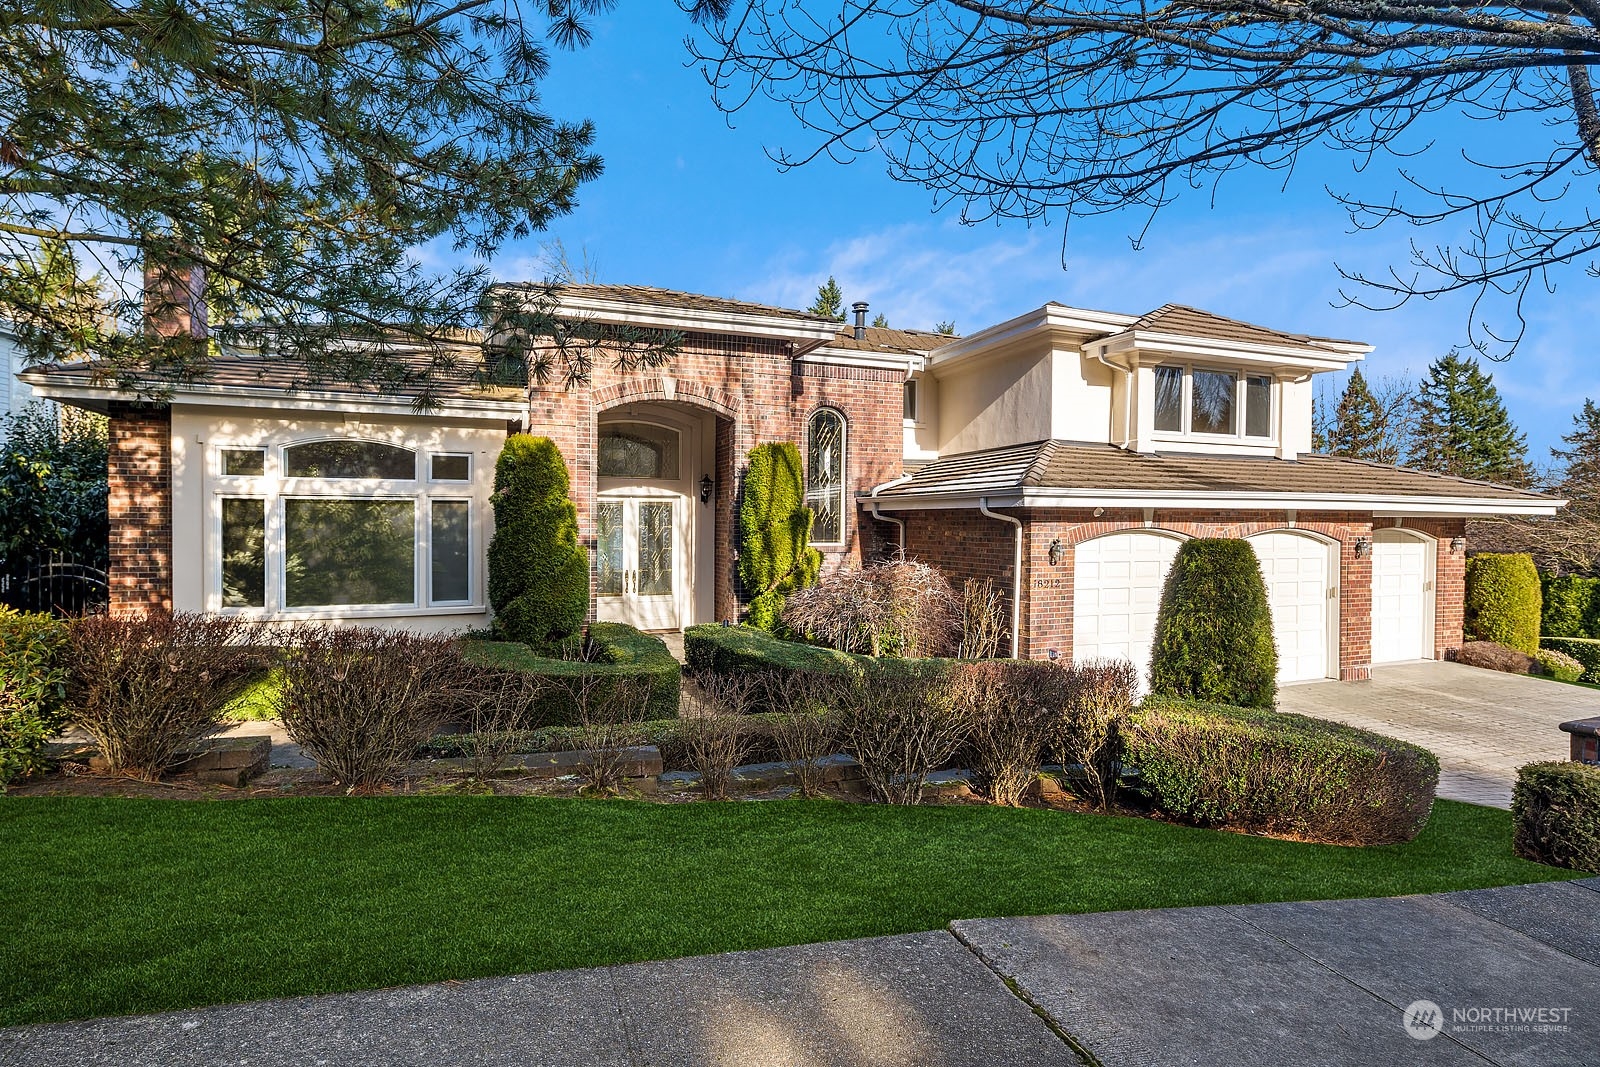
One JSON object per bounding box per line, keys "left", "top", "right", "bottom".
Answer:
{"left": 5, "top": 879, "right": 1597, "bottom": 1067}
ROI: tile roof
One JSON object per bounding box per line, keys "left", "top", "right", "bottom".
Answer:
{"left": 873, "top": 440, "right": 1551, "bottom": 504}
{"left": 508, "top": 283, "right": 840, "bottom": 325}
{"left": 1129, "top": 304, "right": 1362, "bottom": 352}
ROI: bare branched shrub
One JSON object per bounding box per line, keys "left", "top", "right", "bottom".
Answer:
{"left": 782, "top": 556, "right": 959, "bottom": 657}
{"left": 274, "top": 626, "right": 473, "bottom": 791}
{"left": 1056, "top": 658, "right": 1139, "bottom": 810}
{"left": 766, "top": 670, "right": 842, "bottom": 798}
{"left": 458, "top": 669, "right": 549, "bottom": 782}
{"left": 958, "top": 661, "right": 1073, "bottom": 807}
{"left": 837, "top": 661, "right": 967, "bottom": 804}
{"left": 680, "top": 673, "right": 760, "bottom": 800}
{"left": 958, "top": 577, "right": 1008, "bottom": 660}
{"left": 563, "top": 673, "right": 653, "bottom": 795}
{"left": 66, "top": 613, "right": 272, "bottom": 781}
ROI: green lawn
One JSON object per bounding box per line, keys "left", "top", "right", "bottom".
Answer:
{"left": 0, "top": 796, "right": 1577, "bottom": 1027}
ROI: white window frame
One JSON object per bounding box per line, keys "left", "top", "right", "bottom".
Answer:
{"left": 902, "top": 378, "right": 920, "bottom": 426}
{"left": 1152, "top": 364, "right": 1275, "bottom": 443}
{"left": 208, "top": 435, "right": 483, "bottom": 618}
{"left": 805, "top": 407, "right": 848, "bottom": 547}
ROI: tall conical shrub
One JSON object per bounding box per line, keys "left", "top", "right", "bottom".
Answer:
{"left": 488, "top": 435, "right": 588, "bottom": 648}
{"left": 738, "top": 442, "right": 821, "bottom": 631}
{"left": 1149, "top": 538, "right": 1278, "bottom": 708}
{"left": 1465, "top": 552, "right": 1541, "bottom": 654}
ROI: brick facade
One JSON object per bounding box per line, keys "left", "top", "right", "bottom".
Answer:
{"left": 901, "top": 507, "right": 1469, "bottom": 680}
{"left": 526, "top": 333, "right": 903, "bottom": 623}
{"left": 106, "top": 402, "right": 174, "bottom": 615}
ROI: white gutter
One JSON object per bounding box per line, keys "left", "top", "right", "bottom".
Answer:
{"left": 867, "top": 474, "right": 914, "bottom": 553}
{"left": 979, "top": 497, "right": 1024, "bottom": 659}
{"left": 872, "top": 488, "right": 1562, "bottom": 518}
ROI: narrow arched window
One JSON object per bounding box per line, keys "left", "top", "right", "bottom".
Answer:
{"left": 806, "top": 409, "right": 846, "bottom": 544}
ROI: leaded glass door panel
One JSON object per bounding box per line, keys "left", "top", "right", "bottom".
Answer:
{"left": 593, "top": 495, "right": 679, "bottom": 630}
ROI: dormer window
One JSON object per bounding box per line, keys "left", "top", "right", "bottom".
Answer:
{"left": 1154, "top": 365, "right": 1272, "bottom": 439}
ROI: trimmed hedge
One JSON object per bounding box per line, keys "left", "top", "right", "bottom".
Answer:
{"left": 1541, "top": 574, "right": 1600, "bottom": 639}
{"left": 0, "top": 608, "right": 70, "bottom": 789}
{"left": 1149, "top": 538, "right": 1277, "bottom": 708}
{"left": 461, "top": 623, "right": 680, "bottom": 725}
{"left": 487, "top": 435, "right": 589, "bottom": 649}
{"left": 737, "top": 442, "right": 820, "bottom": 632}
{"left": 685, "top": 623, "right": 867, "bottom": 678}
{"left": 1513, "top": 762, "right": 1600, "bottom": 872}
{"left": 1123, "top": 697, "right": 1440, "bottom": 845}
{"left": 1464, "top": 553, "right": 1541, "bottom": 654}
{"left": 1540, "top": 638, "right": 1600, "bottom": 683}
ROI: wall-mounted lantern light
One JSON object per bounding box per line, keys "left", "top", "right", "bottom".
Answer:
{"left": 1450, "top": 536, "right": 1466, "bottom": 554}
{"left": 1354, "top": 537, "right": 1372, "bottom": 559}
{"left": 1048, "top": 537, "right": 1064, "bottom": 566}
{"left": 1047, "top": 648, "right": 1060, "bottom": 662}
{"left": 700, "top": 474, "right": 715, "bottom": 505}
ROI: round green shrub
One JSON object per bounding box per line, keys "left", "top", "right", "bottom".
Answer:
{"left": 1513, "top": 762, "right": 1600, "bottom": 872}
{"left": 1464, "top": 553, "right": 1541, "bottom": 654}
{"left": 737, "top": 442, "right": 820, "bottom": 631}
{"left": 1534, "top": 648, "right": 1585, "bottom": 683}
{"left": 487, "top": 434, "right": 588, "bottom": 649}
{"left": 1149, "top": 538, "right": 1278, "bottom": 708}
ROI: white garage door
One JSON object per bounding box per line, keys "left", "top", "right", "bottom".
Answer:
{"left": 1073, "top": 532, "right": 1183, "bottom": 686}
{"left": 1246, "top": 531, "right": 1334, "bottom": 683}
{"left": 1372, "top": 531, "right": 1431, "bottom": 663}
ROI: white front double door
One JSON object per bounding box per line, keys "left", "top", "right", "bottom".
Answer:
{"left": 595, "top": 495, "right": 681, "bottom": 631}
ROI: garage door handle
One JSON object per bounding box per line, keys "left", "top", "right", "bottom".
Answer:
{"left": 1328, "top": 586, "right": 1338, "bottom": 600}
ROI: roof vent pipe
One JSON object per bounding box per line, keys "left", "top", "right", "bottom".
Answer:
{"left": 852, "top": 301, "right": 869, "bottom": 340}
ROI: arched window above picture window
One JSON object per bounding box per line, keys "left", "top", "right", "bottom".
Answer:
{"left": 598, "top": 422, "right": 681, "bottom": 480}
{"left": 283, "top": 440, "right": 416, "bottom": 479}
{"left": 806, "top": 408, "right": 846, "bottom": 544}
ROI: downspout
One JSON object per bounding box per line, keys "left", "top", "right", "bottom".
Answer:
{"left": 868, "top": 474, "right": 914, "bottom": 554}
{"left": 979, "top": 497, "right": 1024, "bottom": 659}
{"left": 1093, "top": 347, "right": 1134, "bottom": 450}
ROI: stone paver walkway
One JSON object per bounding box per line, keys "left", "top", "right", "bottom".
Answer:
{"left": 5, "top": 879, "right": 1596, "bottom": 1067}
{"left": 1276, "top": 660, "right": 1597, "bottom": 807}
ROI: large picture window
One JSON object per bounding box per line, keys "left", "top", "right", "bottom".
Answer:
{"left": 806, "top": 408, "right": 846, "bottom": 544}
{"left": 1152, "top": 366, "right": 1273, "bottom": 440}
{"left": 213, "top": 436, "right": 478, "bottom": 614}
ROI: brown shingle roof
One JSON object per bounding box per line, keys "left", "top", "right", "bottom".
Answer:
{"left": 24, "top": 346, "right": 522, "bottom": 407}
{"left": 1130, "top": 304, "right": 1361, "bottom": 352}
{"left": 511, "top": 283, "right": 839, "bottom": 325}
{"left": 874, "top": 440, "right": 1551, "bottom": 504}
{"left": 825, "top": 325, "right": 959, "bottom": 355}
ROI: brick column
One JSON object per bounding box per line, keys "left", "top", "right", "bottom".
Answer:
{"left": 106, "top": 402, "right": 173, "bottom": 615}
{"left": 1338, "top": 523, "right": 1374, "bottom": 680}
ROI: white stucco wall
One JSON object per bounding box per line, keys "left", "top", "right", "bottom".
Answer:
{"left": 936, "top": 349, "right": 1055, "bottom": 454}
{"left": 2, "top": 332, "right": 41, "bottom": 420}
{"left": 170, "top": 405, "right": 508, "bottom": 632}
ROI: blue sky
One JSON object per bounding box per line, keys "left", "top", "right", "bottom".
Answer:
{"left": 480, "top": 6, "right": 1599, "bottom": 464}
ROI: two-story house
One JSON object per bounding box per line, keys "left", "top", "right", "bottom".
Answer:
{"left": 20, "top": 278, "right": 1559, "bottom": 683}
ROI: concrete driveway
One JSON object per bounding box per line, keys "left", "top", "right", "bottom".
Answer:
{"left": 1277, "top": 660, "right": 1597, "bottom": 808}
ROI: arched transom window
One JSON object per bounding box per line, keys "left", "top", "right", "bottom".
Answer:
{"left": 598, "top": 422, "right": 680, "bottom": 480}
{"left": 806, "top": 409, "right": 846, "bottom": 544}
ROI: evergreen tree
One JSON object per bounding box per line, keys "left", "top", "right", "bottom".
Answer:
{"left": 1329, "top": 367, "right": 1398, "bottom": 464}
{"left": 1408, "top": 354, "right": 1531, "bottom": 485}
{"left": 487, "top": 435, "right": 588, "bottom": 649}
{"left": 871, "top": 312, "right": 889, "bottom": 328}
{"left": 808, "top": 276, "right": 846, "bottom": 321}
{"left": 934, "top": 320, "right": 957, "bottom": 335}
{"left": 2, "top": 0, "right": 638, "bottom": 401}
{"left": 737, "top": 442, "right": 821, "bottom": 631}
{"left": 1554, "top": 399, "right": 1600, "bottom": 505}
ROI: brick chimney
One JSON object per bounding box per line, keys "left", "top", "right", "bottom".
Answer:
{"left": 143, "top": 258, "right": 207, "bottom": 339}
